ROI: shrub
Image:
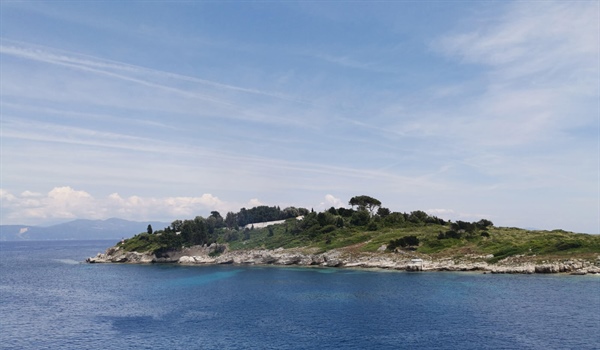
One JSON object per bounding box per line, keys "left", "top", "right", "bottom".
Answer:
{"left": 555, "top": 240, "right": 582, "bottom": 251}
{"left": 384, "top": 212, "right": 406, "bottom": 227}
{"left": 438, "top": 230, "right": 462, "bottom": 239}
{"left": 350, "top": 210, "right": 371, "bottom": 226}
{"left": 367, "top": 221, "right": 378, "bottom": 231}
{"left": 388, "top": 235, "right": 420, "bottom": 250}
{"left": 476, "top": 219, "right": 493, "bottom": 229}
{"left": 319, "top": 225, "right": 337, "bottom": 234}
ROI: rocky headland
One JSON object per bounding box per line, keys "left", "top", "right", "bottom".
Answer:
{"left": 87, "top": 243, "right": 600, "bottom": 275}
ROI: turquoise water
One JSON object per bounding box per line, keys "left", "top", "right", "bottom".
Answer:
{"left": 1, "top": 240, "right": 598, "bottom": 349}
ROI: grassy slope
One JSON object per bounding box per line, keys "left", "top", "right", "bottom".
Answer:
{"left": 227, "top": 222, "right": 600, "bottom": 263}
{"left": 117, "top": 217, "right": 599, "bottom": 264}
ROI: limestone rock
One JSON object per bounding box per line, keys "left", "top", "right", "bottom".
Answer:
{"left": 535, "top": 264, "right": 560, "bottom": 273}
{"left": 88, "top": 243, "right": 598, "bottom": 276}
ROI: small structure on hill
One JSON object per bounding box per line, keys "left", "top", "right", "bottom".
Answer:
{"left": 243, "top": 216, "right": 304, "bottom": 230}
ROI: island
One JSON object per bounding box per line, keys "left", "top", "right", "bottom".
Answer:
{"left": 88, "top": 195, "right": 600, "bottom": 275}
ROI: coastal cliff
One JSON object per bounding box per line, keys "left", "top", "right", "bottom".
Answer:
{"left": 87, "top": 242, "right": 600, "bottom": 275}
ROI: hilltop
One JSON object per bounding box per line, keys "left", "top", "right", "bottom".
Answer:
{"left": 88, "top": 196, "right": 600, "bottom": 274}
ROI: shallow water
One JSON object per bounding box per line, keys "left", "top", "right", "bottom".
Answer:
{"left": 1, "top": 240, "right": 598, "bottom": 349}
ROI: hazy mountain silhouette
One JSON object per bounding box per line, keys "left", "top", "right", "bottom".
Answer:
{"left": 0, "top": 218, "right": 170, "bottom": 241}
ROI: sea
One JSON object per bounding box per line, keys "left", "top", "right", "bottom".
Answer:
{"left": 0, "top": 240, "right": 598, "bottom": 350}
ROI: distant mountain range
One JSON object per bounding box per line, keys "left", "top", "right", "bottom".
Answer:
{"left": 0, "top": 218, "right": 170, "bottom": 241}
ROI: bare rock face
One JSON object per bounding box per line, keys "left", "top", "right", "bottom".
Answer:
{"left": 87, "top": 243, "right": 600, "bottom": 275}
{"left": 406, "top": 264, "right": 422, "bottom": 272}
{"left": 535, "top": 265, "right": 560, "bottom": 274}
{"left": 86, "top": 248, "right": 156, "bottom": 264}
{"left": 324, "top": 259, "right": 342, "bottom": 267}
{"left": 489, "top": 265, "right": 535, "bottom": 274}
{"left": 278, "top": 255, "right": 303, "bottom": 265}
{"left": 86, "top": 245, "right": 158, "bottom": 263}
{"left": 178, "top": 256, "right": 196, "bottom": 264}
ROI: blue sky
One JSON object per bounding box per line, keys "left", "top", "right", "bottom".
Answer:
{"left": 1, "top": 1, "right": 598, "bottom": 233}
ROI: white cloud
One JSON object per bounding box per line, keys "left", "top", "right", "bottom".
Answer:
{"left": 319, "top": 194, "right": 345, "bottom": 210}
{"left": 0, "top": 189, "right": 17, "bottom": 202}
{"left": 104, "top": 193, "right": 230, "bottom": 220}
{"left": 246, "top": 198, "right": 263, "bottom": 208}
{"left": 0, "top": 186, "right": 96, "bottom": 222}
{"left": 21, "top": 191, "right": 42, "bottom": 198}
{"left": 41, "top": 186, "right": 95, "bottom": 219}
{"left": 0, "top": 187, "right": 238, "bottom": 225}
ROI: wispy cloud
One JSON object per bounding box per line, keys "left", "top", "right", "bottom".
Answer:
{"left": 1, "top": 116, "right": 175, "bottom": 154}
{"left": 1, "top": 102, "right": 179, "bottom": 130}
{"left": 1, "top": 1, "right": 597, "bottom": 233}
{"left": 430, "top": 1, "right": 598, "bottom": 149}
{"left": 436, "top": 2, "right": 597, "bottom": 68}
{"left": 1, "top": 40, "right": 304, "bottom": 102}
{"left": 312, "top": 52, "right": 381, "bottom": 71}
{"left": 1, "top": 40, "right": 311, "bottom": 127}
{"left": 2, "top": 113, "right": 448, "bottom": 200}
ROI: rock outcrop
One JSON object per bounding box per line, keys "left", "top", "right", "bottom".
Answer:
{"left": 87, "top": 244, "right": 600, "bottom": 275}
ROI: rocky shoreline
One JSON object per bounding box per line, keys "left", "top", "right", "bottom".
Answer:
{"left": 87, "top": 243, "right": 600, "bottom": 275}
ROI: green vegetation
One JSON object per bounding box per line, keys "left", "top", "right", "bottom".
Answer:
{"left": 117, "top": 196, "right": 600, "bottom": 263}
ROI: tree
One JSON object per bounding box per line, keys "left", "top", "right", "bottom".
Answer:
{"left": 384, "top": 212, "right": 406, "bottom": 227}
{"left": 180, "top": 221, "right": 193, "bottom": 243}
{"left": 348, "top": 195, "right": 382, "bottom": 215}
{"left": 237, "top": 208, "right": 249, "bottom": 227}
{"left": 147, "top": 224, "right": 153, "bottom": 234}
{"left": 408, "top": 210, "right": 429, "bottom": 224}
{"left": 282, "top": 207, "right": 300, "bottom": 219}
{"left": 450, "top": 220, "right": 476, "bottom": 233}
{"left": 190, "top": 217, "right": 208, "bottom": 245}
{"left": 317, "top": 212, "right": 335, "bottom": 227}
{"left": 170, "top": 220, "right": 183, "bottom": 232}
{"left": 337, "top": 207, "right": 354, "bottom": 217}
{"left": 298, "top": 208, "right": 310, "bottom": 216}
{"left": 388, "top": 235, "right": 420, "bottom": 250}
{"left": 206, "top": 216, "right": 217, "bottom": 234}
{"left": 210, "top": 211, "right": 224, "bottom": 228}
{"left": 402, "top": 235, "right": 420, "bottom": 247}
{"left": 476, "top": 219, "right": 493, "bottom": 229}
{"left": 225, "top": 211, "right": 237, "bottom": 229}
{"left": 377, "top": 207, "right": 391, "bottom": 218}
{"left": 350, "top": 210, "right": 371, "bottom": 226}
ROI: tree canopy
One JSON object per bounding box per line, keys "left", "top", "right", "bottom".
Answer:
{"left": 348, "top": 195, "right": 382, "bottom": 215}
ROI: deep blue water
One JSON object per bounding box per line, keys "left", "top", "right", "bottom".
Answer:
{"left": 1, "top": 241, "right": 599, "bottom": 350}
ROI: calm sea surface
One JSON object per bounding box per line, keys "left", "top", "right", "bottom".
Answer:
{"left": 0, "top": 240, "right": 598, "bottom": 350}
